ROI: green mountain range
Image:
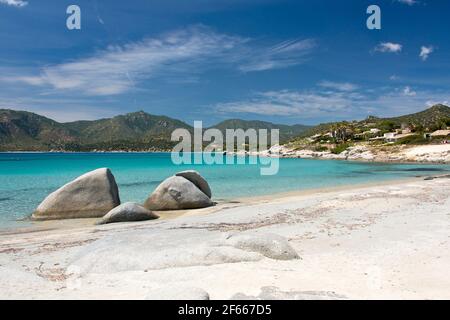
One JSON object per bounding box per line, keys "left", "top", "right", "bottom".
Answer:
{"left": 1, "top": 105, "right": 448, "bottom": 151}
{"left": 0, "top": 109, "right": 310, "bottom": 151}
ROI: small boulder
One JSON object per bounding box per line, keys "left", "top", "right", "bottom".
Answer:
{"left": 97, "top": 202, "right": 159, "bottom": 225}
{"left": 175, "top": 170, "right": 212, "bottom": 198}
{"left": 32, "top": 168, "right": 120, "bottom": 220}
{"left": 144, "top": 176, "right": 213, "bottom": 210}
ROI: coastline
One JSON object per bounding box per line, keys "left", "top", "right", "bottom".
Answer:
{"left": 1, "top": 174, "right": 449, "bottom": 299}
{"left": 0, "top": 174, "right": 438, "bottom": 236}
{"left": 2, "top": 143, "right": 450, "bottom": 164}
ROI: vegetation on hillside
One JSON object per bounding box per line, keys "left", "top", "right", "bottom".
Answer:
{"left": 0, "top": 109, "right": 310, "bottom": 151}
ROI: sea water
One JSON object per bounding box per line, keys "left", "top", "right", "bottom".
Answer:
{"left": 0, "top": 152, "right": 449, "bottom": 229}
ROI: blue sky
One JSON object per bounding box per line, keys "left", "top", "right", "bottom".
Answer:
{"left": 0, "top": 0, "right": 449, "bottom": 125}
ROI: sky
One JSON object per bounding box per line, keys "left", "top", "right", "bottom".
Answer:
{"left": 0, "top": 0, "right": 449, "bottom": 125}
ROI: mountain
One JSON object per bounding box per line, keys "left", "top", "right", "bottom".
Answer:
{"left": 210, "top": 119, "right": 311, "bottom": 143}
{"left": 0, "top": 109, "right": 309, "bottom": 151}
{"left": 66, "top": 111, "right": 192, "bottom": 143}
{"left": 298, "top": 104, "right": 450, "bottom": 138}
{"left": 3, "top": 105, "right": 444, "bottom": 151}
{"left": 383, "top": 104, "right": 450, "bottom": 128}
{"left": 0, "top": 110, "right": 193, "bottom": 151}
{"left": 0, "top": 110, "right": 79, "bottom": 151}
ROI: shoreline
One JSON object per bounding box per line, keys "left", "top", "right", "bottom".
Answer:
{"left": 0, "top": 174, "right": 437, "bottom": 236}
{"left": 0, "top": 174, "right": 449, "bottom": 299}
{"left": 1, "top": 144, "right": 450, "bottom": 164}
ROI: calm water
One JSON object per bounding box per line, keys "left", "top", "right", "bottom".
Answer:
{"left": 0, "top": 152, "right": 449, "bottom": 229}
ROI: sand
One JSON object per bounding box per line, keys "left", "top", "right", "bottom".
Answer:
{"left": 0, "top": 176, "right": 449, "bottom": 300}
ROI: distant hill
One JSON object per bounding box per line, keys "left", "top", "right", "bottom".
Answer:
{"left": 210, "top": 119, "right": 311, "bottom": 143}
{"left": 0, "top": 109, "right": 309, "bottom": 151}
{"left": 383, "top": 104, "right": 450, "bottom": 128}
{"left": 0, "top": 110, "right": 79, "bottom": 151}
{"left": 66, "top": 111, "right": 193, "bottom": 144}
{"left": 0, "top": 110, "right": 193, "bottom": 151}
{"left": 297, "top": 104, "right": 450, "bottom": 139}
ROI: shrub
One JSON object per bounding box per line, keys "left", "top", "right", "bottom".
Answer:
{"left": 331, "top": 143, "right": 351, "bottom": 154}
{"left": 314, "top": 145, "right": 328, "bottom": 152}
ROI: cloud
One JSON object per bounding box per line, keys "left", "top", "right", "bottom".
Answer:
{"left": 426, "top": 100, "right": 448, "bottom": 107}
{"left": 216, "top": 89, "right": 364, "bottom": 118}
{"left": 0, "top": 0, "right": 27, "bottom": 7}
{"left": 215, "top": 84, "right": 449, "bottom": 121}
{"left": 238, "top": 39, "right": 316, "bottom": 72}
{"left": 318, "top": 81, "right": 358, "bottom": 92}
{"left": 403, "top": 86, "right": 416, "bottom": 96}
{"left": 3, "top": 26, "right": 315, "bottom": 96}
{"left": 374, "top": 42, "right": 402, "bottom": 53}
{"left": 397, "top": 0, "right": 418, "bottom": 5}
{"left": 389, "top": 75, "right": 399, "bottom": 81}
{"left": 419, "top": 46, "right": 434, "bottom": 61}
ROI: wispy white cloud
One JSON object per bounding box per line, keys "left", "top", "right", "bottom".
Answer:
{"left": 238, "top": 39, "right": 316, "bottom": 72}
{"left": 374, "top": 42, "right": 402, "bottom": 53}
{"left": 403, "top": 86, "right": 416, "bottom": 96}
{"left": 2, "top": 25, "right": 315, "bottom": 96}
{"left": 216, "top": 89, "right": 364, "bottom": 117}
{"left": 0, "top": 0, "right": 27, "bottom": 7}
{"left": 397, "top": 0, "right": 418, "bottom": 5}
{"left": 215, "top": 84, "right": 449, "bottom": 120}
{"left": 426, "top": 100, "right": 448, "bottom": 107}
{"left": 389, "top": 75, "right": 399, "bottom": 81}
{"left": 318, "top": 81, "right": 358, "bottom": 92}
{"left": 419, "top": 46, "right": 434, "bottom": 61}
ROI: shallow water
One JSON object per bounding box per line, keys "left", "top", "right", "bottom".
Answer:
{"left": 0, "top": 152, "right": 449, "bottom": 229}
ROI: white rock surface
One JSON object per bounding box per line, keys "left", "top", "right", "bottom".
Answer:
{"left": 225, "top": 233, "right": 299, "bottom": 260}
{"left": 146, "top": 286, "right": 210, "bottom": 300}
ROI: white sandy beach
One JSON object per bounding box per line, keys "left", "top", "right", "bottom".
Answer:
{"left": 0, "top": 176, "right": 449, "bottom": 300}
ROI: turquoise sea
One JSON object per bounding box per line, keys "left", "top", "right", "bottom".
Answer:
{"left": 0, "top": 152, "right": 449, "bottom": 230}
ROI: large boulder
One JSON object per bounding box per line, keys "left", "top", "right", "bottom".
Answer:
{"left": 144, "top": 176, "right": 213, "bottom": 210}
{"left": 175, "top": 170, "right": 212, "bottom": 198}
{"left": 97, "top": 202, "right": 159, "bottom": 225}
{"left": 32, "top": 168, "right": 120, "bottom": 220}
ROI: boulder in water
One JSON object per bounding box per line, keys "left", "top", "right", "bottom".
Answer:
{"left": 144, "top": 176, "right": 213, "bottom": 210}
{"left": 175, "top": 170, "right": 212, "bottom": 198}
{"left": 32, "top": 168, "right": 120, "bottom": 220}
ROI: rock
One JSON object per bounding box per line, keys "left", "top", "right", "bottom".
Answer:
{"left": 144, "top": 176, "right": 213, "bottom": 210}
{"left": 70, "top": 229, "right": 262, "bottom": 274}
{"left": 175, "top": 170, "right": 212, "bottom": 198}
{"left": 32, "top": 168, "right": 120, "bottom": 220}
{"left": 146, "top": 286, "right": 210, "bottom": 300}
{"left": 225, "top": 233, "right": 299, "bottom": 261}
{"left": 97, "top": 202, "right": 159, "bottom": 225}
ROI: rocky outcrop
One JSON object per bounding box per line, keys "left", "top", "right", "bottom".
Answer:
{"left": 225, "top": 233, "right": 299, "bottom": 260}
{"left": 97, "top": 202, "right": 158, "bottom": 225}
{"left": 70, "top": 230, "right": 298, "bottom": 275}
{"left": 144, "top": 175, "right": 213, "bottom": 210}
{"left": 32, "top": 168, "right": 120, "bottom": 220}
{"left": 175, "top": 170, "right": 212, "bottom": 198}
